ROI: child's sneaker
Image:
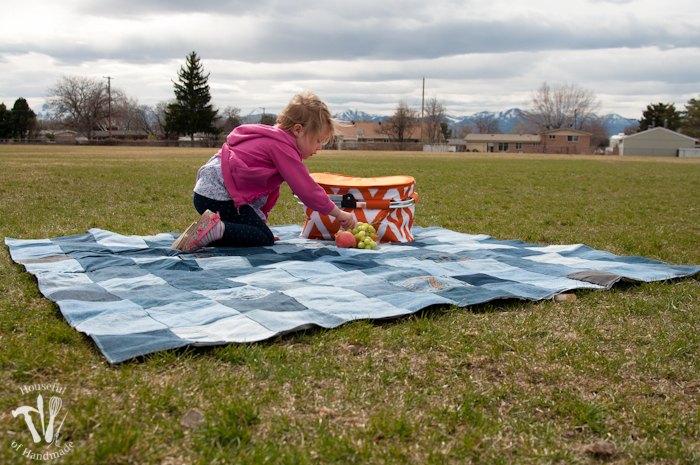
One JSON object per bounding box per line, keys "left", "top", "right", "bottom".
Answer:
{"left": 172, "top": 210, "right": 223, "bottom": 253}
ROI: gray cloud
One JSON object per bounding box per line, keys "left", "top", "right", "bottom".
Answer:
{"left": 75, "top": 0, "right": 269, "bottom": 17}
{"left": 7, "top": 10, "right": 698, "bottom": 66}
{"left": 1, "top": 0, "right": 698, "bottom": 118}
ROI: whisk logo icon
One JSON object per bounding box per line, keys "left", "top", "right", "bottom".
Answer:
{"left": 12, "top": 395, "right": 66, "bottom": 445}
{"left": 10, "top": 383, "right": 74, "bottom": 461}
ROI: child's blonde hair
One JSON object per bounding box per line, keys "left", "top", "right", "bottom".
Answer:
{"left": 276, "top": 91, "right": 334, "bottom": 142}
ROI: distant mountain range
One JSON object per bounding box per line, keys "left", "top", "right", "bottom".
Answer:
{"left": 333, "top": 108, "right": 638, "bottom": 136}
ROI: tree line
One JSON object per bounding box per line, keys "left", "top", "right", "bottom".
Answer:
{"left": 2, "top": 51, "right": 699, "bottom": 146}
{"left": 387, "top": 82, "right": 700, "bottom": 149}
{"left": 0, "top": 52, "right": 245, "bottom": 145}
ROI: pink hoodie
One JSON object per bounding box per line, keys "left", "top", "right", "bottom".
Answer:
{"left": 218, "top": 124, "right": 335, "bottom": 220}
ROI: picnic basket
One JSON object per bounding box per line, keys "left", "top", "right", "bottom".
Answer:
{"left": 300, "top": 172, "right": 418, "bottom": 243}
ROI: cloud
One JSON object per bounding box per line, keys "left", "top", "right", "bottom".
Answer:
{"left": 5, "top": 0, "right": 699, "bottom": 64}
{"left": 0, "top": 0, "right": 698, "bottom": 118}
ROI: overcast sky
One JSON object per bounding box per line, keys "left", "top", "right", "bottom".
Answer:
{"left": 1, "top": 0, "right": 698, "bottom": 119}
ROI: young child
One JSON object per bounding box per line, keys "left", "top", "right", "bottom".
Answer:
{"left": 172, "top": 91, "right": 356, "bottom": 252}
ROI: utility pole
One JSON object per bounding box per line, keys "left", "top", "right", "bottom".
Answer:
{"left": 421, "top": 77, "right": 425, "bottom": 142}
{"left": 104, "top": 76, "right": 113, "bottom": 141}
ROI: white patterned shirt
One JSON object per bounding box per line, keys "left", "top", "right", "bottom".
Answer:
{"left": 193, "top": 155, "right": 268, "bottom": 221}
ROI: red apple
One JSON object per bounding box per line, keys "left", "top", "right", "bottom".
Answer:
{"left": 335, "top": 230, "right": 357, "bottom": 248}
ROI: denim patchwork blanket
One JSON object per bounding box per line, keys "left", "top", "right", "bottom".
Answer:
{"left": 6, "top": 225, "right": 699, "bottom": 363}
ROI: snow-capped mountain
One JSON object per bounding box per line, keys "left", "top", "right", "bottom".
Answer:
{"left": 449, "top": 108, "right": 525, "bottom": 133}
{"left": 600, "top": 113, "right": 639, "bottom": 135}
{"left": 333, "top": 109, "right": 387, "bottom": 123}
{"left": 333, "top": 108, "right": 638, "bottom": 136}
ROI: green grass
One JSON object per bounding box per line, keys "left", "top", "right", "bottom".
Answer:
{"left": 1, "top": 145, "right": 698, "bottom": 464}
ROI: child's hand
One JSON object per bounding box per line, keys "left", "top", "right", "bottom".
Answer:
{"left": 337, "top": 210, "right": 357, "bottom": 230}
{"left": 328, "top": 206, "right": 356, "bottom": 230}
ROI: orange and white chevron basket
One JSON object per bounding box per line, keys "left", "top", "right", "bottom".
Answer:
{"left": 300, "top": 173, "right": 419, "bottom": 243}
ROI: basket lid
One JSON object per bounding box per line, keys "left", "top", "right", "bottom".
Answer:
{"left": 310, "top": 172, "right": 415, "bottom": 189}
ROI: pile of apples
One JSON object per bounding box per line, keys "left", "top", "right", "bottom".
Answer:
{"left": 335, "top": 222, "right": 379, "bottom": 250}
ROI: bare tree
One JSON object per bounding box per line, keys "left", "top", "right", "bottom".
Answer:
{"left": 133, "top": 104, "right": 158, "bottom": 136}
{"left": 219, "top": 106, "right": 242, "bottom": 134}
{"left": 108, "top": 92, "right": 143, "bottom": 132}
{"left": 623, "top": 123, "right": 640, "bottom": 135}
{"left": 423, "top": 97, "right": 447, "bottom": 143}
{"left": 49, "top": 77, "right": 155, "bottom": 139}
{"left": 581, "top": 116, "right": 609, "bottom": 149}
{"left": 47, "top": 76, "right": 109, "bottom": 139}
{"left": 458, "top": 125, "right": 473, "bottom": 138}
{"left": 379, "top": 101, "right": 419, "bottom": 150}
{"left": 473, "top": 113, "right": 500, "bottom": 134}
{"left": 520, "top": 82, "right": 600, "bottom": 132}
{"left": 152, "top": 101, "right": 171, "bottom": 138}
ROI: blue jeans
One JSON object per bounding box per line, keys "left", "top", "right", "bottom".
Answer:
{"left": 193, "top": 192, "right": 275, "bottom": 247}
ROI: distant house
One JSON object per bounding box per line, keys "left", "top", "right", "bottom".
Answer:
{"left": 540, "top": 128, "right": 592, "bottom": 154}
{"left": 332, "top": 122, "right": 596, "bottom": 154}
{"left": 617, "top": 127, "right": 698, "bottom": 157}
{"left": 333, "top": 121, "right": 389, "bottom": 148}
{"left": 38, "top": 130, "right": 80, "bottom": 144}
{"left": 93, "top": 129, "right": 149, "bottom": 141}
{"left": 462, "top": 128, "right": 592, "bottom": 154}
{"left": 332, "top": 121, "right": 421, "bottom": 150}
{"left": 465, "top": 133, "right": 541, "bottom": 153}
{"left": 447, "top": 138, "right": 467, "bottom": 152}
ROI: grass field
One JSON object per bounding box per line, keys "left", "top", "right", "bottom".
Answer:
{"left": 1, "top": 145, "right": 699, "bottom": 464}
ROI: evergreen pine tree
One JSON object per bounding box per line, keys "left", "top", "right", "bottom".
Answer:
{"left": 639, "top": 103, "right": 682, "bottom": 131}
{"left": 11, "top": 98, "right": 37, "bottom": 140}
{"left": 680, "top": 96, "right": 700, "bottom": 139}
{"left": 165, "top": 51, "right": 218, "bottom": 144}
{"left": 0, "top": 103, "right": 11, "bottom": 140}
